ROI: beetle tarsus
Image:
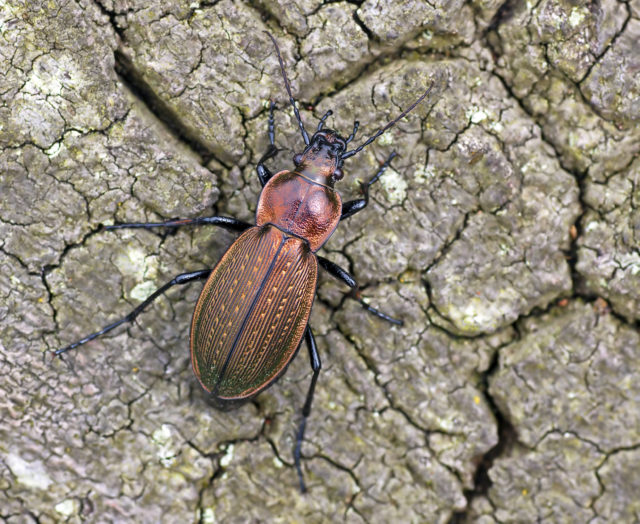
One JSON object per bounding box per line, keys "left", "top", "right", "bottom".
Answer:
{"left": 257, "top": 101, "right": 280, "bottom": 187}
{"left": 340, "top": 151, "right": 397, "bottom": 221}
{"left": 294, "top": 416, "right": 308, "bottom": 493}
{"left": 268, "top": 99, "right": 276, "bottom": 145}
{"left": 368, "top": 151, "right": 397, "bottom": 189}
{"left": 351, "top": 290, "right": 403, "bottom": 326}
{"left": 318, "top": 257, "right": 403, "bottom": 325}
{"left": 294, "top": 327, "right": 321, "bottom": 493}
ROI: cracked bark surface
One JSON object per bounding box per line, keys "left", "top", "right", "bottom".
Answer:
{"left": 1, "top": 0, "right": 638, "bottom": 522}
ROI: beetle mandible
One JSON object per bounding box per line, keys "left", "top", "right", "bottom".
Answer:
{"left": 54, "top": 32, "right": 432, "bottom": 492}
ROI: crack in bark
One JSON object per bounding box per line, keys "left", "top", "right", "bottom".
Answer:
{"left": 114, "top": 51, "right": 231, "bottom": 170}
{"left": 5, "top": 0, "right": 639, "bottom": 519}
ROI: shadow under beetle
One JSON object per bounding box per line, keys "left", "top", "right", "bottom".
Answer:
{"left": 54, "top": 32, "right": 432, "bottom": 492}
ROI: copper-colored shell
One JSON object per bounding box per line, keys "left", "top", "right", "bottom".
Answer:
{"left": 190, "top": 224, "right": 317, "bottom": 398}
{"left": 256, "top": 170, "right": 342, "bottom": 252}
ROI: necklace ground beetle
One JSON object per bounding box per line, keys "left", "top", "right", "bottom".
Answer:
{"left": 54, "top": 32, "right": 432, "bottom": 492}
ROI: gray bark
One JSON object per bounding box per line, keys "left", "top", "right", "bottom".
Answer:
{"left": 1, "top": 0, "right": 638, "bottom": 522}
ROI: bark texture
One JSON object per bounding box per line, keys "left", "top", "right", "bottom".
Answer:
{"left": 1, "top": 0, "right": 639, "bottom": 522}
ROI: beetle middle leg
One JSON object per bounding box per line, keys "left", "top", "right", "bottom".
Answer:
{"left": 104, "top": 215, "right": 252, "bottom": 232}
{"left": 294, "top": 326, "right": 321, "bottom": 493}
{"left": 340, "top": 151, "right": 397, "bottom": 221}
{"left": 317, "top": 256, "right": 402, "bottom": 325}
{"left": 257, "top": 99, "right": 279, "bottom": 187}
{"left": 53, "top": 269, "right": 212, "bottom": 356}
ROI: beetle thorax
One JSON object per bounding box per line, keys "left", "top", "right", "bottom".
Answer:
{"left": 255, "top": 170, "right": 342, "bottom": 252}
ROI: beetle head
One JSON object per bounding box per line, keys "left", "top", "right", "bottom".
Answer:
{"left": 266, "top": 31, "right": 433, "bottom": 189}
{"left": 293, "top": 129, "right": 346, "bottom": 184}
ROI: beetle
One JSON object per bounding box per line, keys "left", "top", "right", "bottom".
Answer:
{"left": 53, "top": 32, "right": 432, "bottom": 492}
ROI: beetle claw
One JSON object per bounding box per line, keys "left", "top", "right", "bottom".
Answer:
{"left": 348, "top": 288, "right": 403, "bottom": 325}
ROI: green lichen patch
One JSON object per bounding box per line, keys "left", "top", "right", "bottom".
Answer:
{"left": 577, "top": 158, "right": 640, "bottom": 321}
{"left": 490, "top": 300, "right": 640, "bottom": 451}
{"left": 488, "top": 432, "right": 603, "bottom": 523}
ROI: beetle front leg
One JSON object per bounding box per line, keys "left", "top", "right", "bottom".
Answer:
{"left": 317, "top": 257, "right": 403, "bottom": 325}
{"left": 256, "top": 100, "right": 279, "bottom": 187}
{"left": 340, "top": 151, "right": 397, "bottom": 221}
{"left": 53, "top": 269, "right": 212, "bottom": 356}
{"left": 294, "top": 326, "right": 321, "bottom": 493}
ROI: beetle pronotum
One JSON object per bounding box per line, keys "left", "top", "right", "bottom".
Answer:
{"left": 54, "top": 32, "right": 432, "bottom": 492}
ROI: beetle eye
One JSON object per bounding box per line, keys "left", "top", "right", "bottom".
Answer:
{"left": 332, "top": 167, "right": 344, "bottom": 181}
{"left": 293, "top": 153, "right": 303, "bottom": 165}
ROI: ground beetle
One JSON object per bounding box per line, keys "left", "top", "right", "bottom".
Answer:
{"left": 54, "top": 33, "right": 432, "bottom": 492}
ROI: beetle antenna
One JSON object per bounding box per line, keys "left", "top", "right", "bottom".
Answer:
{"left": 342, "top": 82, "right": 434, "bottom": 159}
{"left": 265, "top": 31, "right": 310, "bottom": 145}
{"left": 317, "top": 109, "right": 333, "bottom": 131}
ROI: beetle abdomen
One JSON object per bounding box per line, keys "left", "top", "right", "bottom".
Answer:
{"left": 190, "top": 224, "right": 317, "bottom": 399}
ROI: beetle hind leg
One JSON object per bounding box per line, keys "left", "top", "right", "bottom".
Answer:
{"left": 294, "top": 326, "right": 321, "bottom": 493}
{"left": 52, "top": 269, "right": 211, "bottom": 357}
{"left": 318, "top": 256, "right": 403, "bottom": 326}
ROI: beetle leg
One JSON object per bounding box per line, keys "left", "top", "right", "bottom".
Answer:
{"left": 339, "top": 197, "right": 367, "bottom": 221}
{"left": 340, "top": 151, "right": 397, "bottom": 221}
{"left": 267, "top": 99, "right": 276, "bottom": 146}
{"left": 317, "top": 256, "right": 403, "bottom": 325}
{"left": 105, "top": 216, "right": 252, "bottom": 232}
{"left": 257, "top": 100, "right": 279, "bottom": 187}
{"left": 294, "top": 326, "right": 321, "bottom": 493}
{"left": 53, "top": 269, "right": 212, "bottom": 356}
